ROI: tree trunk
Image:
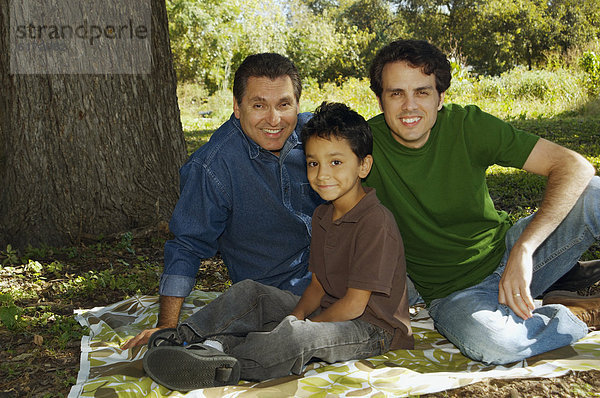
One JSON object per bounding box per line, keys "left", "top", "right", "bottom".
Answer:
{"left": 0, "top": 0, "right": 187, "bottom": 248}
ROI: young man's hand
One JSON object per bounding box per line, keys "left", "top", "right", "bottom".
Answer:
{"left": 498, "top": 245, "right": 535, "bottom": 320}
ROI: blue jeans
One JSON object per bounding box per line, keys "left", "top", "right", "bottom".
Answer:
{"left": 429, "top": 176, "right": 600, "bottom": 365}
{"left": 178, "top": 280, "right": 392, "bottom": 381}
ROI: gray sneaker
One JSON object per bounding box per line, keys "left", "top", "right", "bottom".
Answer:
{"left": 143, "top": 343, "right": 240, "bottom": 391}
{"left": 147, "top": 328, "right": 183, "bottom": 348}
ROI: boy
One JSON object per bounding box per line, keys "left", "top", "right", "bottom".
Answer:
{"left": 142, "top": 102, "right": 413, "bottom": 391}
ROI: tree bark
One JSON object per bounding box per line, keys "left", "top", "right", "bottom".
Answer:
{"left": 0, "top": 0, "right": 187, "bottom": 248}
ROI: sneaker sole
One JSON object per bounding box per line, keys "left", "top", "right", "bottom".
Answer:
{"left": 143, "top": 345, "right": 240, "bottom": 391}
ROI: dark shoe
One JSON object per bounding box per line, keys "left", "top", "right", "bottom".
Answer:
{"left": 148, "top": 328, "right": 183, "bottom": 348}
{"left": 544, "top": 259, "right": 600, "bottom": 294}
{"left": 542, "top": 290, "right": 600, "bottom": 329}
{"left": 143, "top": 343, "right": 240, "bottom": 391}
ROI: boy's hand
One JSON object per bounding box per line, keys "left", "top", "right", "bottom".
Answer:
{"left": 311, "top": 288, "right": 371, "bottom": 322}
{"left": 290, "top": 274, "right": 325, "bottom": 320}
{"left": 289, "top": 310, "right": 305, "bottom": 320}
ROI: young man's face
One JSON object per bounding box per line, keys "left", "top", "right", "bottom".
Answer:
{"left": 378, "top": 61, "right": 445, "bottom": 149}
{"left": 305, "top": 136, "right": 372, "bottom": 212}
{"left": 234, "top": 76, "right": 299, "bottom": 156}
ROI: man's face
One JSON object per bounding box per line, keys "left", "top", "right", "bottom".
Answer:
{"left": 378, "top": 61, "right": 445, "bottom": 149}
{"left": 234, "top": 76, "right": 299, "bottom": 155}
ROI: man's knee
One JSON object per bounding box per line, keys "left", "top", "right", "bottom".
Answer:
{"left": 432, "top": 295, "right": 529, "bottom": 364}
{"left": 583, "top": 175, "right": 600, "bottom": 198}
{"left": 460, "top": 327, "right": 528, "bottom": 365}
{"left": 579, "top": 175, "right": 600, "bottom": 233}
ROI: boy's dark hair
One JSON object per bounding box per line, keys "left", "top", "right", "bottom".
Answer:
{"left": 233, "top": 53, "right": 302, "bottom": 104}
{"left": 301, "top": 102, "right": 372, "bottom": 161}
{"left": 369, "top": 39, "right": 451, "bottom": 98}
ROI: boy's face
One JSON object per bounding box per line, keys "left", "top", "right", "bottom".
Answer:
{"left": 377, "top": 61, "right": 445, "bottom": 149}
{"left": 305, "top": 135, "right": 372, "bottom": 211}
{"left": 234, "top": 75, "right": 299, "bottom": 156}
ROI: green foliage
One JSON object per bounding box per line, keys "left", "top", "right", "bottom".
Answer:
{"left": 166, "top": 0, "right": 403, "bottom": 88}
{"left": 301, "top": 77, "right": 380, "bottom": 118}
{"left": 395, "top": 0, "right": 600, "bottom": 75}
{"left": 165, "top": 0, "right": 600, "bottom": 85}
{"left": 0, "top": 293, "right": 23, "bottom": 329}
{"left": 45, "top": 315, "right": 87, "bottom": 349}
{"left": 446, "top": 67, "right": 587, "bottom": 120}
{"left": 1, "top": 244, "right": 19, "bottom": 265}
{"left": 579, "top": 51, "right": 600, "bottom": 96}
{"left": 117, "top": 232, "right": 135, "bottom": 255}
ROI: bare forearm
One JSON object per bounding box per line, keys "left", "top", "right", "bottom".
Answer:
{"left": 517, "top": 149, "right": 594, "bottom": 252}
{"left": 310, "top": 288, "right": 371, "bottom": 322}
{"left": 498, "top": 139, "right": 594, "bottom": 320}
{"left": 291, "top": 278, "right": 324, "bottom": 320}
{"left": 121, "top": 295, "right": 185, "bottom": 349}
{"left": 157, "top": 295, "right": 185, "bottom": 328}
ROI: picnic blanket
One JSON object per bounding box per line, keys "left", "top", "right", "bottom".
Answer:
{"left": 68, "top": 291, "right": 600, "bottom": 397}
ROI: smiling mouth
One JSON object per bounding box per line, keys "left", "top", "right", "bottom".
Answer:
{"left": 262, "top": 128, "right": 283, "bottom": 136}
{"left": 401, "top": 116, "right": 421, "bottom": 125}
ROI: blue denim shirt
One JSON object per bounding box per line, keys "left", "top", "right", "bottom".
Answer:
{"left": 160, "top": 112, "right": 323, "bottom": 297}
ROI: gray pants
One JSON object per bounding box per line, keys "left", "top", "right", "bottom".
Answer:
{"left": 178, "top": 279, "right": 392, "bottom": 381}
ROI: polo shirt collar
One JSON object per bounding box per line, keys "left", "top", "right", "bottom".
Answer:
{"left": 320, "top": 187, "right": 379, "bottom": 226}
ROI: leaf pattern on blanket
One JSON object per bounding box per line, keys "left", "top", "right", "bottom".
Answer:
{"left": 68, "top": 291, "right": 600, "bottom": 398}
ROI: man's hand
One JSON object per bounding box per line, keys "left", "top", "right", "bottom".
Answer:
{"left": 121, "top": 327, "right": 165, "bottom": 350}
{"left": 498, "top": 138, "right": 595, "bottom": 320}
{"left": 498, "top": 245, "right": 535, "bottom": 320}
{"left": 121, "top": 295, "right": 184, "bottom": 350}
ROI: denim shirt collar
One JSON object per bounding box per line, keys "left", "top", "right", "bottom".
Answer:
{"left": 230, "top": 113, "right": 301, "bottom": 161}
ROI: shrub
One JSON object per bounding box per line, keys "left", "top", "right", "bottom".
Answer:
{"left": 580, "top": 51, "right": 600, "bottom": 97}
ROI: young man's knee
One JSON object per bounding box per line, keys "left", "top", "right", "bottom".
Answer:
{"left": 464, "top": 330, "right": 528, "bottom": 365}
{"left": 583, "top": 175, "right": 600, "bottom": 198}
{"left": 579, "top": 176, "right": 600, "bottom": 232}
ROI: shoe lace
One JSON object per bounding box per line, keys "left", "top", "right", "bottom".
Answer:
{"left": 152, "top": 334, "right": 182, "bottom": 347}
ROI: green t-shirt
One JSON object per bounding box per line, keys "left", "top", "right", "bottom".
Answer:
{"left": 365, "top": 104, "right": 540, "bottom": 304}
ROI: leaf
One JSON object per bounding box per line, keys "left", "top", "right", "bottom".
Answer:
{"left": 33, "top": 334, "right": 44, "bottom": 346}
{"left": 0, "top": 305, "right": 20, "bottom": 329}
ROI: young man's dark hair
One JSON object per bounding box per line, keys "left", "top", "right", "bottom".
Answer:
{"left": 300, "top": 102, "right": 372, "bottom": 161}
{"left": 369, "top": 39, "right": 452, "bottom": 97}
{"left": 233, "top": 53, "right": 302, "bottom": 104}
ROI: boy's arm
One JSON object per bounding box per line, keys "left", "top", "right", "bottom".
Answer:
{"left": 290, "top": 274, "right": 326, "bottom": 320}
{"left": 310, "top": 287, "right": 371, "bottom": 322}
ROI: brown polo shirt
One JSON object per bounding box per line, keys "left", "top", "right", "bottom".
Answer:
{"left": 309, "top": 187, "right": 413, "bottom": 350}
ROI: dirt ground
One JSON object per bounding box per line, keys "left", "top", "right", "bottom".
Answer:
{"left": 1, "top": 229, "right": 599, "bottom": 397}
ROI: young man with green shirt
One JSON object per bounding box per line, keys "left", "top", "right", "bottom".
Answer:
{"left": 365, "top": 39, "right": 600, "bottom": 364}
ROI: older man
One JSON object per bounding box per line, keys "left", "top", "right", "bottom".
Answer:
{"left": 123, "top": 53, "right": 322, "bottom": 349}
